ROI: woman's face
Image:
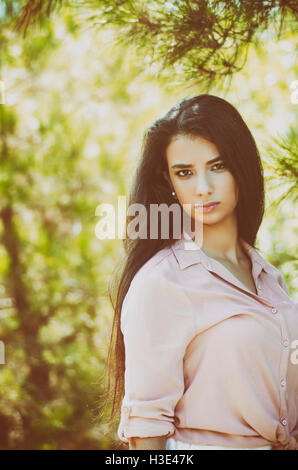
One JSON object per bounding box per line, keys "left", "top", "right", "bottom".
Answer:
{"left": 163, "top": 134, "right": 239, "bottom": 226}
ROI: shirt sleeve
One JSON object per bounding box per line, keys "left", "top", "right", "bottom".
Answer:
{"left": 117, "top": 268, "right": 195, "bottom": 443}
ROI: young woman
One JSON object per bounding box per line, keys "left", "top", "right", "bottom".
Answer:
{"left": 101, "top": 94, "right": 298, "bottom": 450}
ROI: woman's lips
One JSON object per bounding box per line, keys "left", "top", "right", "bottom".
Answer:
{"left": 195, "top": 202, "right": 220, "bottom": 213}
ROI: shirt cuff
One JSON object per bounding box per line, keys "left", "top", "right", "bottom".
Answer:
{"left": 118, "top": 405, "right": 176, "bottom": 443}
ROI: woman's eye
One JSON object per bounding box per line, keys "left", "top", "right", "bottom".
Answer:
{"left": 175, "top": 163, "right": 225, "bottom": 177}
{"left": 175, "top": 170, "right": 192, "bottom": 177}
{"left": 212, "top": 162, "right": 225, "bottom": 171}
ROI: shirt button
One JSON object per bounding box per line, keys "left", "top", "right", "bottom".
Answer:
{"left": 271, "top": 307, "right": 277, "bottom": 314}
{"left": 280, "top": 379, "right": 286, "bottom": 387}
{"left": 258, "top": 285, "right": 262, "bottom": 290}
{"left": 283, "top": 340, "right": 289, "bottom": 347}
{"left": 281, "top": 419, "right": 287, "bottom": 426}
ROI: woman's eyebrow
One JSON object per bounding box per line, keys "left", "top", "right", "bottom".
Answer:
{"left": 171, "top": 156, "right": 222, "bottom": 169}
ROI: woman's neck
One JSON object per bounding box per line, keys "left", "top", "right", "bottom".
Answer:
{"left": 196, "top": 213, "right": 245, "bottom": 265}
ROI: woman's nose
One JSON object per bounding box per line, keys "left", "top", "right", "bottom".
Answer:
{"left": 195, "top": 172, "right": 213, "bottom": 196}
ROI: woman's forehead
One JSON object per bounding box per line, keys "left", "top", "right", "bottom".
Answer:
{"left": 166, "top": 135, "right": 219, "bottom": 165}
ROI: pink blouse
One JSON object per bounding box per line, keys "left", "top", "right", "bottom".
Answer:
{"left": 117, "top": 235, "right": 298, "bottom": 450}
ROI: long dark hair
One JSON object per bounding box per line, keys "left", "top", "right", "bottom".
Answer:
{"left": 96, "top": 94, "right": 265, "bottom": 444}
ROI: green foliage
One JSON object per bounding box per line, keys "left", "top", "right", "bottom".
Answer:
{"left": 10, "top": 0, "right": 298, "bottom": 90}
{"left": 264, "top": 124, "right": 298, "bottom": 208}
{"left": 0, "top": 11, "right": 153, "bottom": 450}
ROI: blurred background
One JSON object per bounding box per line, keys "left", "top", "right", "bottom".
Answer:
{"left": 0, "top": 0, "right": 297, "bottom": 450}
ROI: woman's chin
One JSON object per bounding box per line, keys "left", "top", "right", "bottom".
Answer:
{"left": 192, "top": 213, "right": 222, "bottom": 225}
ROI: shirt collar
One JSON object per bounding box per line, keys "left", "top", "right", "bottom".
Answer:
{"left": 170, "top": 232, "right": 270, "bottom": 274}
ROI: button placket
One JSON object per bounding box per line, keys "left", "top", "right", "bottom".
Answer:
{"left": 275, "top": 311, "right": 291, "bottom": 441}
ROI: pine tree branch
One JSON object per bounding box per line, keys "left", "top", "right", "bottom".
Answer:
{"left": 264, "top": 125, "right": 298, "bottom": 210}
{"left": 10, "top": 1, "right": 298, "bottom": 89}
{"left": 11, "top": 0, "right": 66, "bottom": 36}
{"left": 10, "top": 0, "right": 298, "bottom": 76}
